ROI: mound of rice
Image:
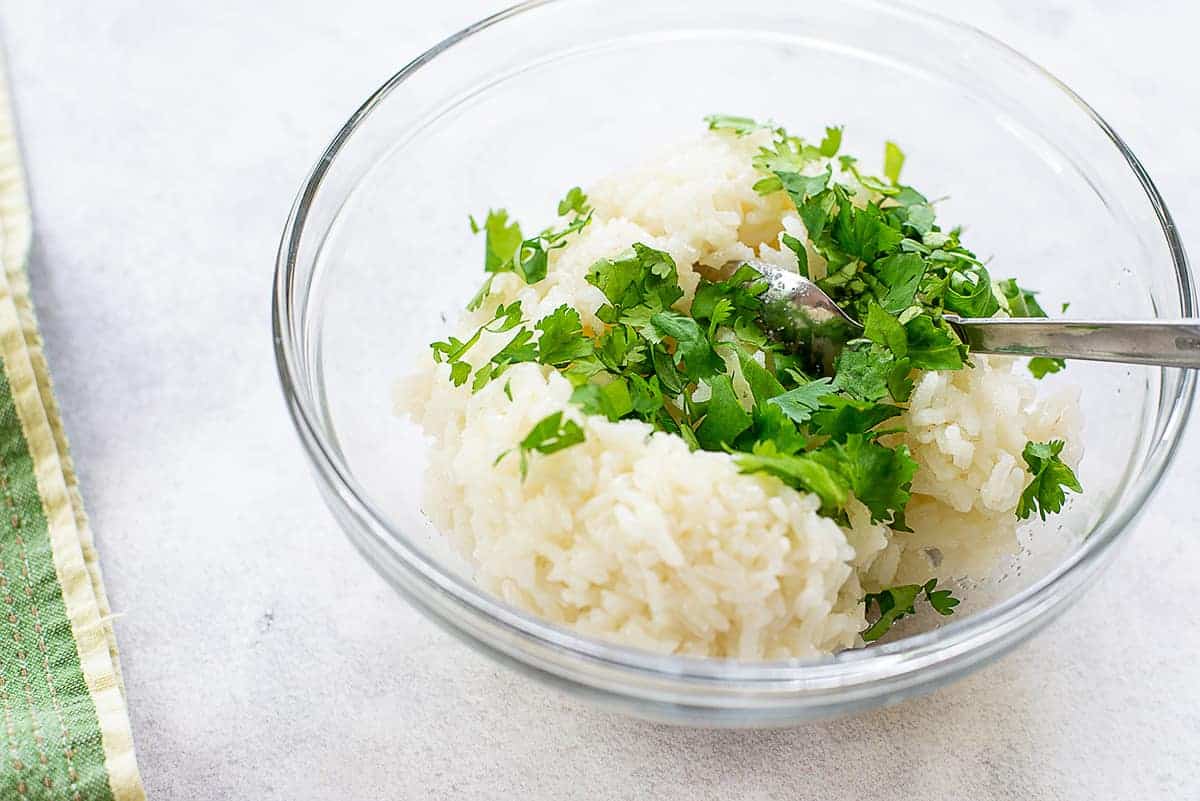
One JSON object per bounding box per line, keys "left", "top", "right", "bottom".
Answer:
{"left": 398, "top": 130, "right": 1082, "bottom": 660}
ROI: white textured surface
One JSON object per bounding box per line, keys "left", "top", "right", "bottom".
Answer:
{"left": 2, "top": 1, "right": 1197, "bottom": 798}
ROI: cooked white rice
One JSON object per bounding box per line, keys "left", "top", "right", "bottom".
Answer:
{"left": 398, "top": 130, "right": 1082, "bottom": 660}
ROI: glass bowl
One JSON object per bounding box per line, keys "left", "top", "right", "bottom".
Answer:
{"left": 273, "top": 0, "right": 1194, "bottom": 725}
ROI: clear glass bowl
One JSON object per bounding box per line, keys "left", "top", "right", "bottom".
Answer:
{"left": 273, "top": 0, "right": 1194, "bottom": 725}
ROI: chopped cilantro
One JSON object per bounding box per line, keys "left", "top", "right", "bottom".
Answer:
{"left": 861, "top": 579, "right": 960, "bottom": 642}
{"left": 437, "top": 116, "right": 1082, "bottom": 602}
{"left": 650, "top": 311, "right": 724, "bottom": 381}
{"left": 495, "top": 411, "right": 586, "bottom": 480}
{"left": 695, "top": 375, "right": 753, "bottom": 450}
{"left": 767, "top": 378, "right": 836, "bottom": 425}
{"left": 809, "top": 396, "right": 902, "bottom": 441}
{"left": 883, "top": 141, "right": 905, "bottom": 185}
{"left": 819, "top": 126, "right": 843, "bottom": 158}
{"left": 1017, "top": 440, "right": 1082, "bottom": 520}
{"left": 466, "top": 191, "right": 593, "bottom": 310}
{"left": 735, "top": 445, "right": 850, "bottom": 518}
{"left": 704, "top": 114, "right": 769, "bottom": 135}
{"left": 1028, "top": 357, "right": 1064, "bottom": 379}
{"left": 535, "top": 305, "right": 594, "bottom": 366}
{"left": 570, "top": 378, "right": 634, "bottom": 422}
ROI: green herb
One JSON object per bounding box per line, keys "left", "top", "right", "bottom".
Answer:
{"left": 695, "top": 374, "right": 753, "bottom": 450}
{"left": 883, "top": 141, "right": 905, "bottom": 185}
{"left": 704, "top": 114, "right": 770, "bottom": 136}
{"left": 535, "top": 305, "right": 594, "bottom": 366}
{"left": 1017, "top": 440, "right": 1082, "bottom": 520}
{"left": 430, "top": 301, "right": 526, "bottom": 386}
{"left": 735, "top": 445, "right": 850, "bottom": 518}
{"left": 442, "top": 117, "right": 1080, "bottom": 569}
{"left": 570, "top": 379, "right": 634, "bottom": 422}
{"left": 467, "top": 189, "right": 594, "bottom": 310}
{"left": 495, "top": 411, "right": 586, "bottom": 480}
{"left": 1028, "top": 357, "right": 1064, "bottom": 379}
{"left": 861, "top": 579, "right": 960, "bottom": 642}
{"left": 996, "top": 278, "right": 1067, "bottom": 377}
{"left": 767, "top": 378, "right": 836, "bottom": 426}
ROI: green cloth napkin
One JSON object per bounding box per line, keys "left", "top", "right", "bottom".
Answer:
{"left": 0, "top": 60, "right": 143, "bottom": 800}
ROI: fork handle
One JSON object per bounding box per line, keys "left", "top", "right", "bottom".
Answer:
{"left": 946, "top": 316, "right": 1200, "bottom": 369}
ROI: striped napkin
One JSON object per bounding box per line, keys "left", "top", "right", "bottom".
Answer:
{"left": 0, "top": 60, "right": 143, "bottom": 799}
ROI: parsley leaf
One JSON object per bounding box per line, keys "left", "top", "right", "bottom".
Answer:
{"left": 1017, "top": 440, "right": 1082, "bottom": 520}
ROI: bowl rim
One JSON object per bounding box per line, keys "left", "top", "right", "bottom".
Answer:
{"left": 273, "top": 0, "right": 1196, "bottom": 697}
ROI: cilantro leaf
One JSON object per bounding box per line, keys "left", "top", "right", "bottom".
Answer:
{"left": 431, "top": 301, "right": 528, "bottom": 385}
{"left": 944, "top": 266, "right": 1002, "bottom": 318}
{"left": 695, "top": 374, "right": 753, "bottom": 450}
{"left": 813, "top": 434, "right": 917, "bottom": 525}
{"left": 742, "top": 402, "right": 807, "bottom": 456}
{"left": 781, "top": 233, "right": 809, "bottom": 277}
{"left": 923, "top": 579, "right": 961, "bottom": 616}
{"left": 996, "top": 279, "right": 1065, "bottom": 377}
{"left": 819, "top": 126, "right": 843, "bottom": 158}
{"left": 863, "top": 303, "right": 908, "bottom": 357}
{"left": 860, "top": 584, "right": 921, "bottom": 643}
{"left": 587, "top": 243, "right": 684, "bottom": 316}
{"left": 833, "top": 343, "right": 893, "bottom": 402}
{"left": 767, "top": 378, "right": 836, "bottom": 425}
{"left": 1029, "top": 357, "right": 1065, "bottom": 379}
{"left": 1017, "top": 440, "right": 1082, "bottom": 520}
{"left": 997, "top": 278, "right": 1049, "bottom": 318}
{"left": 735, "top": 347, "right": 785, "bottom": 404}
{"left": 650, "top": 311, "right": 724, "bottom": 381}
{"left": 903, "top": 315, "right": 964, "bottom": 370}
{"left": 495, "top": 411, "right": 586, "bottom": 480}
{"left": 467, "top": 199, "right": 592, "bottom": 309}
{"left": 477, "top": 209, "right": 523, "bottom": 274}
{"left": 557, "top": 186, "right": 591, "bottom": 217}
{"left": 809, "top": 396, "right": 903, "bottom": 441}
{"left": 536, "top": 305, "right": 594, "bottom": 366}
{"left": 798, "top": 190, "right": 837, "bottom": 242}
{"left": 471, "top": 327, "right": 538, "bottom": 391}
{"left": 883, "top": 141, "right": 905, "bottom": 185}
{"left": 874, "top": 252, "right": 926, "bottom": 314}
{"left": 570, "top": 378, "right": 634, "bottom": 422}
{"left": 831, "top": 200, "right": 903, "bottom": 261}
{"left": 861, "top": 579, "right": 959, "bottom": 642}
{"left": 704, "top": 114, "right": 768, "bottom": 135}
{"left": 735, "top": 445, "right": 851, "bottom": 518}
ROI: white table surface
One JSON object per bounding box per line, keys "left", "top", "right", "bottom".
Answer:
{"left": 2, "top": 1, "right": 1197, "bottom": 798}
